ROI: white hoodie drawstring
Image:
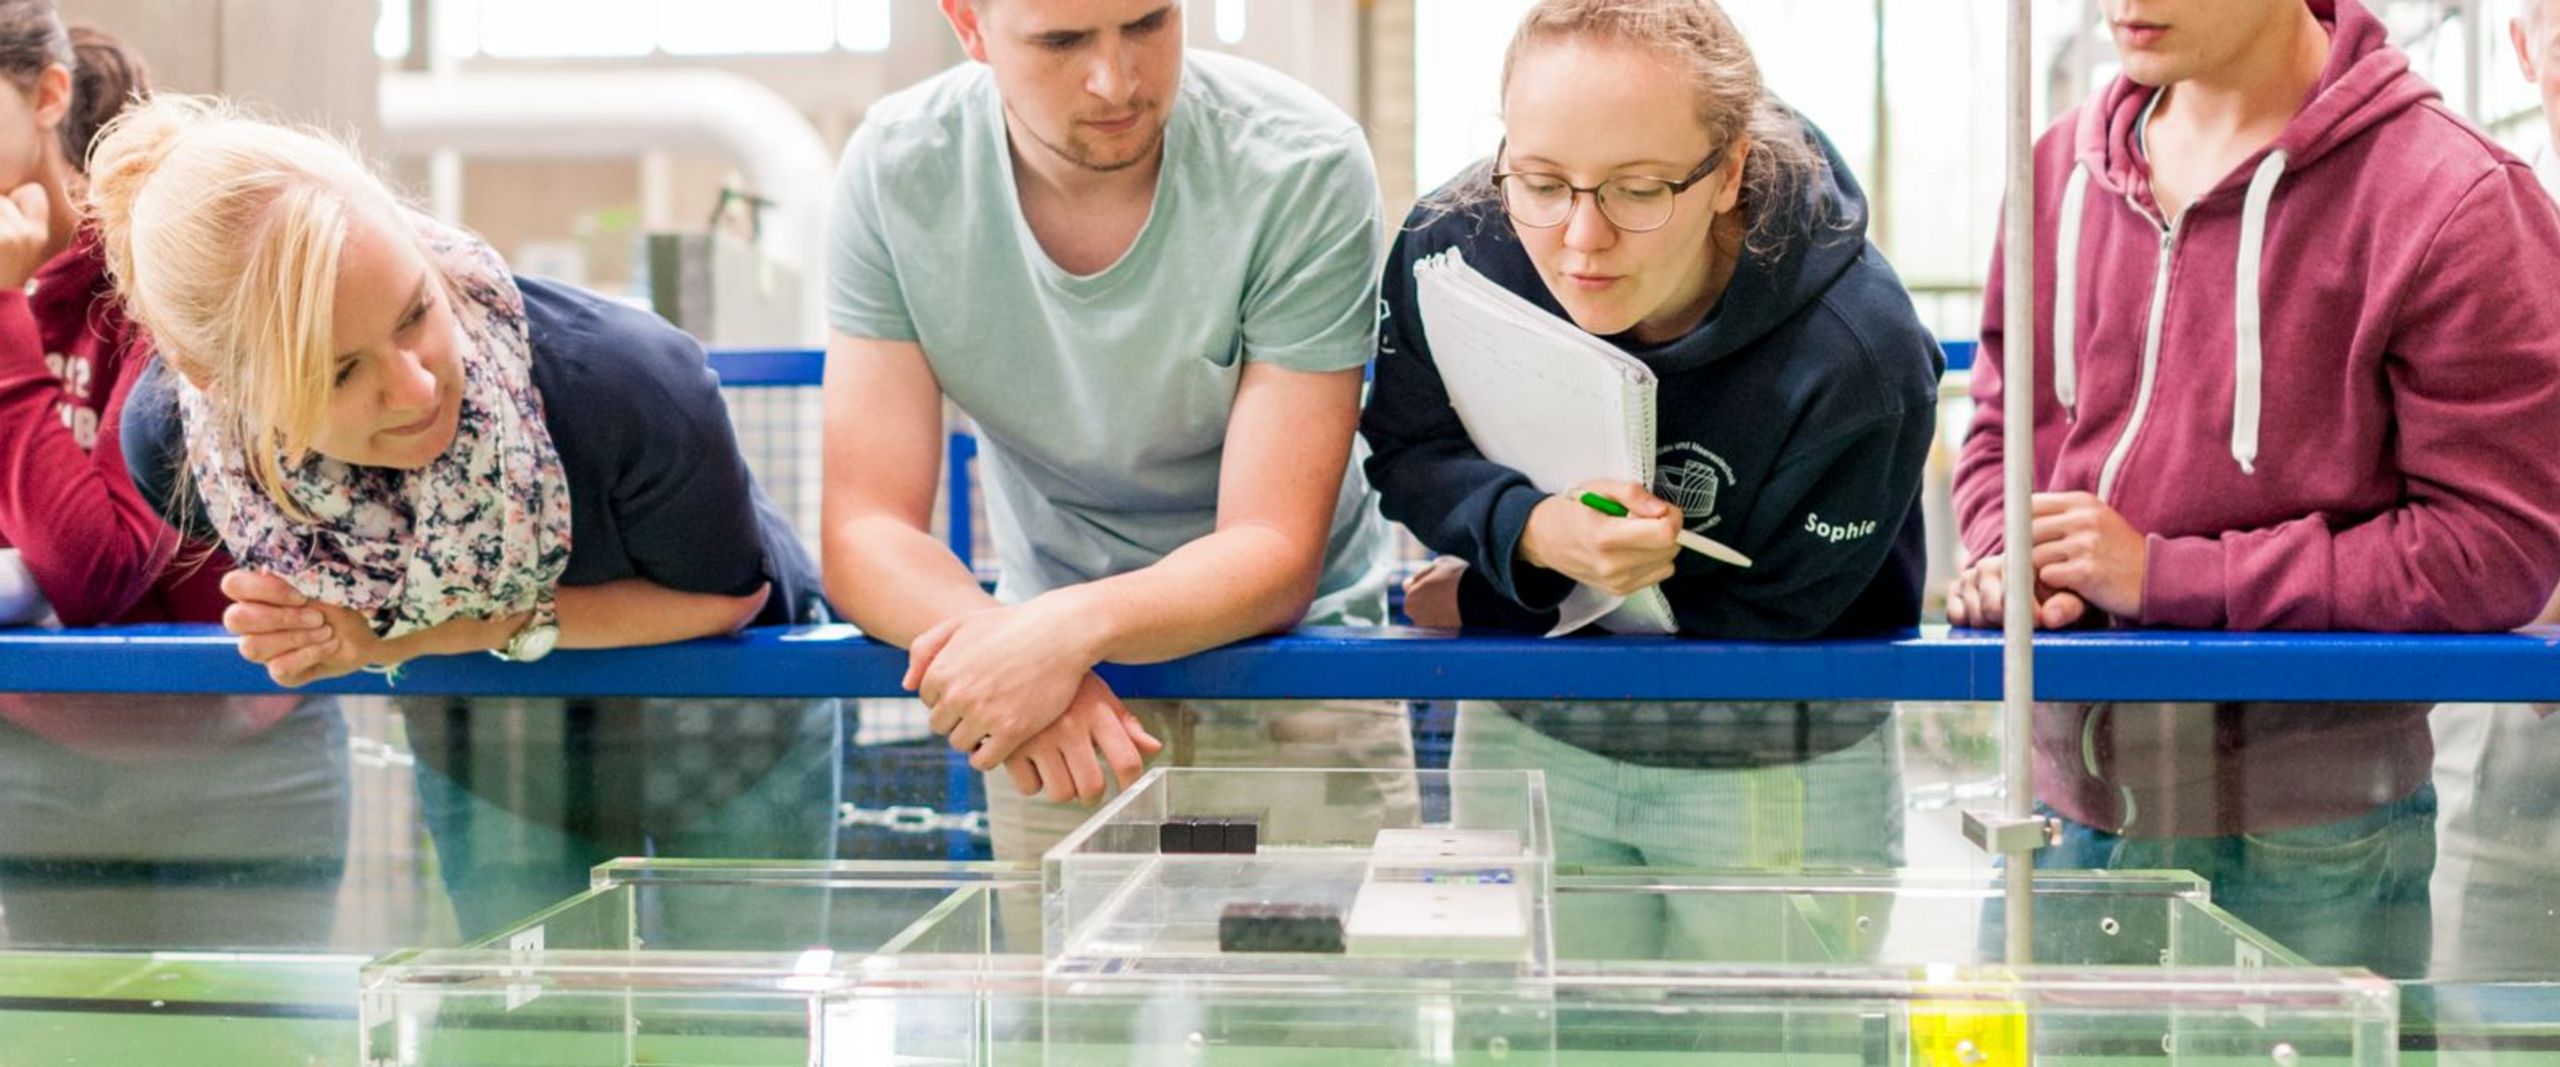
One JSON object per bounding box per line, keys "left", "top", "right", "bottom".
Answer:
{"left": 2232, "top": 150, "right": 2288, "bottom": 476}
{"left": 2049, "top": 152, "right": 2285, "bottom": 476}
{"left": 2053, "top": 164, "right": 2091, "bottom": 418}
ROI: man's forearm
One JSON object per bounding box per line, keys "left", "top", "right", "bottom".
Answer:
{"left": 826, "top": 515, "right": 1003, "bottom": 648}
{"left": 1038, "top": 522, "right": 1320, "bottom": 666}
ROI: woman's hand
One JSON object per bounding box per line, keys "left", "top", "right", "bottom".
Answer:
{"left": 1402, "top": 556, "right": 1469, "bottom": 629}
{"left": 0, "top": 184, "right": 50, "bottom": 292}
{"left": 1516, "top": 482, "right": 1682, "bottom": 597}
{"left": 219, "top": 570, "right": 387, "bottom": 687}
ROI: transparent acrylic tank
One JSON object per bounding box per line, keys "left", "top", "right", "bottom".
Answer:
{"left": 359, "top": 860, "right": 1045, "bottom": 1065}
{"left": 358, "top": 771, "right": 2400, "bottom": 1066}
{"left": 1041, "top": 768, "right": 1558, "bottom": 978}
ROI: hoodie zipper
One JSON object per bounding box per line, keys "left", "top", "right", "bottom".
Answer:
{"left": 2094, "top": 206, "right": 2182, "bottom": 504}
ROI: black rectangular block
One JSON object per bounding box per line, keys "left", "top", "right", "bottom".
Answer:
{"left": 1161, "top": 815, "right": 1263, "bottom": 855}
{"left": 1217, "top": 901, "right": 1345, "bottom": 953}
{"left": 1222, "top": 816, "right": 1259, "bottom": 855}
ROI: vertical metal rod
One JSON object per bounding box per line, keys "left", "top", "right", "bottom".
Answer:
{"left": 2002, "top": 0, "right": 2039, "bottom": 968}
{"left": 2462, "top": 0, "right": 2487, "bottom": 121}
{"left": 2075, "top": 0, "right": 2099, "bottom": 103}
{"left": 1871, "top": 0, "right": 1891, "bottom": 245}
{"left": 425, "top": 0, "right": 464, "bottom": 223}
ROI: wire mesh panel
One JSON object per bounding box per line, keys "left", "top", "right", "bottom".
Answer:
{"left": 719, "top": 384, "right": 826, "bottom": 554}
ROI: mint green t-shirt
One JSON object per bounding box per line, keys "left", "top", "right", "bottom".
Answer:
{"left": 826, "top": 52, "right": 1390, "bottom": 624}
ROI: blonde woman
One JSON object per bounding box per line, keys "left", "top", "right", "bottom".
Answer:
{"left": 94, "top": 94, "right": 821, "bottom": 678}
{"left": 93, "top": 95, "right": 839, "bottom": 935}
{"left": 1361, "top": 0, "right": 1939, "bottom": 960}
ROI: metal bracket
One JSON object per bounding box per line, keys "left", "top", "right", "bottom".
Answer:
{"left": 1962, "top": 810, "right": 2057, "bottom": 856}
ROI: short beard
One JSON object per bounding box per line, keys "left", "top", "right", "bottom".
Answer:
{"left": 1007, "top": 103, "right": 1164, "bottom": 174}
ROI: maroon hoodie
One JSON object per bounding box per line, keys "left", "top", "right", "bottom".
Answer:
{"left": 0, "top": 228, "right": 229, "bottom": 627}
{"left": 0, "top": 230, "right": 288, "bottom": 758}
{"left": 1955, "top": 0, "right": 2560, "bottom": 836}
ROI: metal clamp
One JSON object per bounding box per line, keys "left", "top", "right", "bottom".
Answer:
{"left": 1962, "top": 809, "right": 2058, "bottom": 856}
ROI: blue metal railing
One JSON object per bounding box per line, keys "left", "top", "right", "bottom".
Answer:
{"left": 704, "top": 344, "right": 1981, "bottom": 390}
{"left": 9, "top": 624, "right": 2559, "bottom": 702}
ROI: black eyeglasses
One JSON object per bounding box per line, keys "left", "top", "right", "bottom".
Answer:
{"left": 1491, "top": 138, "right": 1729, "bottom": 233}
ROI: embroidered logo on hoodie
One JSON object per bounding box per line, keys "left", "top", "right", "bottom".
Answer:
{"left": 1656, "top": 442, "right": 1733, "bottom": 532}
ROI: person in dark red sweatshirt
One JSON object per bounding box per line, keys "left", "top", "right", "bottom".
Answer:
{"left": 0, "top": 14, "right": 220, "bottom": 627}
{"left": 0, "top": 4, "right": 347, "bottom": 953}
{"left": 1948, "top": 0, "right": 2560, "bottom": 978}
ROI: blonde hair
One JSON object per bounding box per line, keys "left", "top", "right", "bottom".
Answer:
{"left": 1430, "top": 0, "right": 1849, "bottom": 256}
{"left": 88, "top": 94, "right": 407, "bottom": 518}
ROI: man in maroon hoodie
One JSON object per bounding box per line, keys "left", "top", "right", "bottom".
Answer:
{"left": 1948, "top": 0, "right": 2560, "bottom": 978}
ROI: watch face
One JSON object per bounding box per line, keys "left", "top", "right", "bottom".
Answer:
{"left": 515, "top": 625, "right": 560, "bottom": 663}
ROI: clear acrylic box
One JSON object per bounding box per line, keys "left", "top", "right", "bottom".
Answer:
{"left": 358, "top": 860, "right": 1045, "bottom": 1065}
{"left": 1040, "top": 767, "right": 1557, "bottom": 978}
{"left": 1548, "top": 868, "right": 2301, "bottom": 967}
{"left": 1544, "top": 962, "right": 2394, "bottom": 1066}
{"left": 357, "top": 835, "right": 2400, "bottom": 1065}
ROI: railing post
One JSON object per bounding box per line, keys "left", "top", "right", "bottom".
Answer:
{"left": 945, "top": 429, "right": 978, "bottom": 570}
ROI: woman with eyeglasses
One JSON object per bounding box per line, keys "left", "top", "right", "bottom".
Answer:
{"left": 1360, "top": 0, "right": 1941, "bottom": 961}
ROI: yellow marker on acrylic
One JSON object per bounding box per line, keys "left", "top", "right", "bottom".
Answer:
{"left": 1909, "top": 968, "right": 2030, "bottom": 1067}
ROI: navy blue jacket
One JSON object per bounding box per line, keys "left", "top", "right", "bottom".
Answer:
{"left": 1361, "top": 121, "right": 1940, "bottom": 640}
{"left": 123, "top": 277, "right": 824, "bottom": 629}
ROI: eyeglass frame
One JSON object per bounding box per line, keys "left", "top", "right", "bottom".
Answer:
{"left": 1490, "top": 137, "right": 1732, "bottom": 234}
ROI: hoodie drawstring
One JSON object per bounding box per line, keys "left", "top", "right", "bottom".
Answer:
{"left": 2054, "top": 164, "right": 2091, "bottom": 418}
{"left": 2048, "top": 152, "right": 2286, "bottom": 477}
{"left": 2232, "top": 150, "right": 2287, "bottom": 476}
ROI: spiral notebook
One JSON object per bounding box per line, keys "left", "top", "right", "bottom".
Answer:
{"left": 1412, "top": 250, "right": 1677, "bottom": 636}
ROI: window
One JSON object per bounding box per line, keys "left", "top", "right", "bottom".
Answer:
{"left": 1215, "top": 0, "right": 1249, "bottom": 45}
{"left": 660, "top": 0, "right": 834, "bottom": 55}
{"left": 378, "top": 0, "right": 893, "bottom": 59}
{"left": 838, "top": 0, "right": 892, "bottom": 52}
{"left": 471, "top": 0, "right": 656, "bottom": 58}
{"left": 376, "top": 0, "right": 411, "bottom": 59}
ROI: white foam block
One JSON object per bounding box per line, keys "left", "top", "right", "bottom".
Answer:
{"left": 1344, "top": 881, "right": 1529, "bottom": 960}
{"left": 1370, "top": 828, "right": 1524, "bottom": 860}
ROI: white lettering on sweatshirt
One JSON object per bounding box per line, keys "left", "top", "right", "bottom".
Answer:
{"left": 1804, "top": 512, "right": 1877, "bottom": 544}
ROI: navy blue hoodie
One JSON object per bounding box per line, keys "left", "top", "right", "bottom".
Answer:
{"left": 1362, "top": 120, "right": 1940, "bottom": 643}
{"left": 122, "top": 277, "right": 825, "bottom": 630}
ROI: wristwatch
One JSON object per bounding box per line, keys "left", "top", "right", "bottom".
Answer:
{"left": 493, "top": 595, "right": 560, "bottom": 663}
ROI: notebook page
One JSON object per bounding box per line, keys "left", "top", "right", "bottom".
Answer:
{"left": 1413, "top": 252, "right": 1677, "bottom": 635}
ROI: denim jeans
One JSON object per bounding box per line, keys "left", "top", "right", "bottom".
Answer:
{"left": 2036, "top": 784, "right": 2437, "bottom": 978}
{"left": 1454, "top": 702, "right": 1904, "bottom": 963}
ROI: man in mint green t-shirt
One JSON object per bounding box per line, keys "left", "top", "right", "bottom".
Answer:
{"left": 820, "top": 0, "right": 1412, "bottom": 860}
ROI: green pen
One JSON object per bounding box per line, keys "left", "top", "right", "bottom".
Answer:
{"left": 1575, "top": 491, "right": 1755, "bottom": 569}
